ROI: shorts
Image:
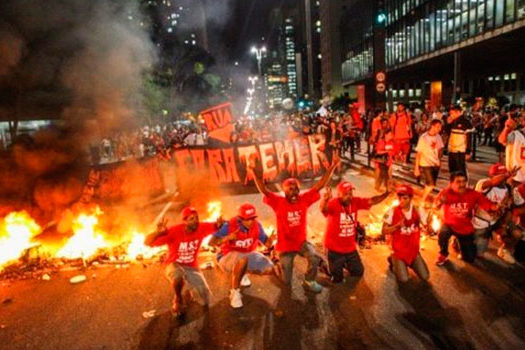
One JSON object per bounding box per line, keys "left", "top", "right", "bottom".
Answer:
{"left": 218, "top": 251, "right": 274, "bottom": 274}
{"left": 165, "top": 263, "right": 211, "bottom": 305}
{"left": 420, "top": 166, "right": 439, "bottom": 186}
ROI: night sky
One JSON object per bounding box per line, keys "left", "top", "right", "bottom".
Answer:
{"left": 220, "top": 0, "right": 296, "bottom": 63}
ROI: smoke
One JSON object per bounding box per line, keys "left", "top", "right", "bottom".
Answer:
{"left": 0, "top": 0, "right": 156, "bottom": 217}
{"left": 0, "top": 0, "right": 155, "bottom": 133}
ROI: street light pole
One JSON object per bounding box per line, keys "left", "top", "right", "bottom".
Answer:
{"left": 250, "top": 46, "right": 266, "bottom": 76}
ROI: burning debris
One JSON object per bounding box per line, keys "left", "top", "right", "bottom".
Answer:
{"left": 0, "top": 206, "right": 166, "bottom": 280}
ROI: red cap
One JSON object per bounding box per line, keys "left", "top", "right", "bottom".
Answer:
{"left": 489, "top": 163, "right": 507, "bottom": 176}
{"left": 337, "top": 181, "right": 355, "bottom": 196}
{"left": 181, "top": 206, "right": 198, "bottom": 220}
{"left": 396, "top": 184, "right": 414, "bottom": 196}
{"left": 238, "top": 203, "right": 257, "bottom": 220}
{"left": 282, "top": 178, "right": 300, "bottom": 188}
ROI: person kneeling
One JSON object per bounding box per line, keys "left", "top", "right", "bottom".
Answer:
{"left": 382, "top": 185, "right": 429, "bottom": 283}
{"left": 321, "top": 181, "right": 389, "bottom": 283}
{"left": 209, "top": 203, "right": 275, "bottom": 309}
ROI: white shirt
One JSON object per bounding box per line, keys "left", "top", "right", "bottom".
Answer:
{"left": 383, "top": 204, "right": 427, "bottom": 226}
{"left": 415, "top": 132, "right": 444, "bottom": 167}
{"left": 506, "top": 130, "right": 525, "bottom": 182}
{"left": 473, "top": 179, "right": 508, "bottom": 229}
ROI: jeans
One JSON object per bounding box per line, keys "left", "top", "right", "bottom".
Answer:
{"left": 439, "top": 225, "right": 477, "bottom": 263}
{"left": 279, "top": 241, "right": 321, "bottom": 285}
{"left": 327, "top": 250, "right": 364, "bottom": 283}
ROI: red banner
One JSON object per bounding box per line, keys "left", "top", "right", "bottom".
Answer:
{"left": 89, "top": 135, "right": 330, "bottom": 201}
{"left": 200, "top": 102, "right": 235, "bottom": 144}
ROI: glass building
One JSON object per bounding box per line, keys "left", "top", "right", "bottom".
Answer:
{"left": 385, "top": 0, "right": 525, "bottom": 67}
{"left": 341, "top": 0, "right": 525, "bottom": 108}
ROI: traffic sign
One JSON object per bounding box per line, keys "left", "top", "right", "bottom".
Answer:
{"left": 375, "top": 71, "right": 386, "bottom": 83}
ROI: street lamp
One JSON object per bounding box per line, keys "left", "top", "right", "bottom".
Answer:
{"left": 247, "top": 88, "right": 254, "bottom": 97}
{"left": 248, "top": 76, "right": 258, "bottom": 87}
{"left": 250, "top": 45, "right": 266, "bottom": 75}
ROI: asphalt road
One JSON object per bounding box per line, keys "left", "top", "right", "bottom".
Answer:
{"left": 2, "top": 170, "right": 525, "bottom": 350}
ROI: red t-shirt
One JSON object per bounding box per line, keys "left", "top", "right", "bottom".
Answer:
{"left": 437, "top": 188, "right": 494, "bottom": 235}
{"left": 263, "top": 188, "right": 320, "bottom": 252}
{"left": 323, "top": 197, "right": 371, "bottom": 253}
{"left": 386, "top": 205, "right": 421, "bottom": 265}
{"left": 150, "top": 222, "right": 217, "bottom": 267}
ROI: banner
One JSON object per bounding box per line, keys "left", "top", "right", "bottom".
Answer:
{"left": 200, "top": 102, "right": 235, "bottom": 144}
{"left": 88, "top": 135, "right": 330, "bottom": 201}
{"left": 171, "top": 135, "right": 329, "bottom": 187}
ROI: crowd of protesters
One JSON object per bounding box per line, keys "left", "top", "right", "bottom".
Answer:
{"left": 134, "top": 101, "right": 525, "bottom": 314}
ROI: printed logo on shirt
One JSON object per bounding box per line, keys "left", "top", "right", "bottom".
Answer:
{"left": 234, "top": 238, "right": 254, "bottom": 248}
{"left": 176, "top": 239, "right": 200, "bottom": 264}
{"left": 339, "top": 212, "right": 356, "bottom": 237}
{"left": 287, "top": 211, "right": 302, "bottom": 227}
{"left": 400, "top": 224, "right": 417, "bottom": 235}
{"left": 450, "top": 202, "right": 469, "bottom": 218}
{"left": 520, "top": 147, "right": 525, "bottom": 160}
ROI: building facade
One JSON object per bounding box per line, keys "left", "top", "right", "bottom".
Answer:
{"left": 341, "top": 0, "right": 525, "bottom": 109}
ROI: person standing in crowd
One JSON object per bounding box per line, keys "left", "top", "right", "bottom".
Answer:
{"left": 414, "top": 119, "right": 444, "bottom": 205}
{"left": 447, "top": 105, "right": 472, "bottom": 175}
{"left": 320, "top": 181, "right": 389, "bottom": 283}
{"left": 209, "top": 203, "right": 275, "bottom": 308}
{"left": 389, "top": 102, "right": 413, "bottom": 163}
{"left": 249, "top": 159, "right": 338, "bottom": 293}
{"left": 144, "top": 207, "right": 221, "bottom": 317}
{"left": 482, "top": 111, "right": 498, "bottom": 146}
{"left": 473, "top": 164, "right": 518, "bottom": 263}
{"left": 414, "top": 113, "right": 431, "bottom": 137}
{"left": 372, "top": 118, "right": 395, "bottom": 192}
{"left": 434, "top": 172, "right": 499, "bottom": 265}
{"left": 499, "top": 110, "right": 525, "bottom": 183}
{"left": 382, "top": 185, "right": 429, "bottom": 283}
{"left": 370, "top": 109, "right": 386, "bottom": 145}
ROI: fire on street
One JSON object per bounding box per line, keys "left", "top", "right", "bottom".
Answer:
{"left": 2, "top": 176, "right": 525, "bottom": 350}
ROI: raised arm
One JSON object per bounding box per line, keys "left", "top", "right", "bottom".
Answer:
{"left": 498, "top": 118, "right": 515, "bottom": 146}
{"left": 320, "top": 187, "right": 332, "bottom": 215}
{"left": 144, "top": 217, "right": 169, "bottom": 247}
{"left": 247, "top": 167, "right": 271, "bottom": 196}
{"left": 312, "top": 157, "right": 339, "bottom": 191}
{"left": 368, "top": 191, "right": 390, "bottom": 206}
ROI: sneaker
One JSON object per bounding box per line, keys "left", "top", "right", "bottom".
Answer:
{"left": 229, "top": 289, "right": 243, "bottom": 308}
{"left": 240, "top": 274, "right": 252, "bottom": 287}
{"left": 303, "top": 280, "right": 323, "bottom": 293}
{"left": 497, "top": 247, "right": 516, "bottom": 264}
{"left": 436, "top": 254, "right": 449, "bottom": 266}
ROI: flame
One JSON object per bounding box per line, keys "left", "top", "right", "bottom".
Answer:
{"left": 206, "top": 201, "right": 222, "bottom": 222}
{"left": 431, "top": 214, "right": 442, "bottom": 232}
{"left": 56, "top": 208, "right": 108, "bottom": 260}
{"left": 0, "top": 211, "right": 42, "bottom": 270}
{"left": 200, "top": 201, "right": 222, "bottom": 248}
{"left": 127, "top": 231, "right": 163, "bottom": 260}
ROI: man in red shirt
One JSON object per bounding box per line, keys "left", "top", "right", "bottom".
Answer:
{"left": 433, "top": 172, "right": 499, "bottom": 265}
{"left": 209, "top": 203, "right": 274, "bottom": 309}
{"left": 249, "top": 159, "right": 338, "bottom": 293}
{"left": 320, "top": 181, "right": 389, "bottom": 283}
{"left": 382, "top": 185, "right": 429, "bottom": 283}
{"left": 145, "top": 206, "right": 220, "bottom": 317}
{"left": 389, "top": 102, "right": 413, "bottom": 163}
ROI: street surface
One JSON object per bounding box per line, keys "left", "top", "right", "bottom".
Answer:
{"left": 2, "top": 166, "right": 525, "bottom": 350}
